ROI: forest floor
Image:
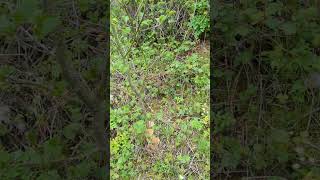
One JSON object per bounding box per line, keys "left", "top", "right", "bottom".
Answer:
{"left": 111, "top": 40, "right": 210, "bottom": 179}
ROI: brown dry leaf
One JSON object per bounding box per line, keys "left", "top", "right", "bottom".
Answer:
{"left": 146, "top": 121, "right": 155, "bottom": 128}
{"left": 147, "top": 143, "right": 156, "bottom": 150}
{"left": 151, "top": 137, "right": 160, "bottom": 145}
{"left": 145, "top": 128, "right": 154, "bottom": 136}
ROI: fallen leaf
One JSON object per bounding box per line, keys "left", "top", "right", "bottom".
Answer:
{"left": 147, "top": 121, "right": 155, "bottom": 128}
{"left": 147, "top": 143, "right": 156, "bottom": 150}
{"left": 151, "top": 137, "right": 160, "bottom": 145}
{"left": 145, "top": 128, "right": 154, "bottom": 136}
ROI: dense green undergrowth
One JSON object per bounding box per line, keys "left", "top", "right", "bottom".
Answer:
{"left": 212, "top": 0, "right": 320, "bottom": 179}
{"left": 0, "top": 1, "right": 108, "bottom": 179}
{"left": 111, "top": 0, "right": 209, "bottom": 179}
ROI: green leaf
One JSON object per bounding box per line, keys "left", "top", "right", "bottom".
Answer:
{"left": 235, "top": 51, "right": 253, "bottom": 66}
{"left": 38, "top": 16, "right": 60, "bottom": 38}
{"left": 37, "top": 170, "right": 60, "bottom": 180}
{"left": 177, "top": 154, "right": 191, "bottom": 164}
{"left": 214, "top": 112, "right": 235, "bottom": 133}
{"left": 253, "top": 144, "right": 267, "bottom": 170}
{"left": 25, "top": 129, "right": 38, "bottom": 146}
{"left": 276, "top": 94, "right": 288, "bottom": 104}
{"left": 0, "top": 124, "right": 9, "bottom": 136}
{"left": 266, "top": 2, "right": 283, "bottom": 16}
{"left": 63, "top": 123, "right": 81, "bottom": 140}
{"left": 312, "top": 34, "right": 320, "bottom": 47}
{"left": 123, "top": 16, "right": 129, "bottom": 23}
{"left": 270, "top": 129, "right": 289, "bottom": 144}
{"left": 0, "top": 150, "right": 10, "bottom": 166}
{"left": 67, "top": 160, "right": 95, "bottom": 178}
{"left": 190, "top": 118, "right": 203, "bottom": 131}
{"left": 133, "top": 120, "right": 145, "bottom": 134}
{"left": 14, "top": 0, "right": 40, "bottom": 24}
{"left": 198, "top": 139, "right": 209, "bottom": 154}
{"left": 42, "top": 137, "right": 64, "bottom": 161}
{"left": 236, "top": 25, "right": 250, "bottom": 36}
{"left": 265, "top": 17, "right": 281, "bottom": 30}
{"left": 0, "top": 15, "right": 15, "bottom": 34}
{"left": 220, "top": 138, "right": 242, "bottom": 169}
{"left": 141, "top": 19, "right": 153, "bottom": 27}
{"left": 243, "top": 8, "right": 264, "bottom": 25}
{"left": 221, "top": 150, "right": 241, "bottom": 169}
{"left": 280, "top": 22, "right": 297, "bottom": 35}
{"left": 52, "top": 80, "right": 67, "bottom": 97}
{"left": 0, "top": 65, "right": 15, "bottom": 82}
{"left": 158, "top": 15, "right": 167, "bottom": 24}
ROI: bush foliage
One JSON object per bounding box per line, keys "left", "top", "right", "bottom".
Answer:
{"left": 212, "top": 0, "right": 320, "bottom": 179}
{"left": 111, "top": 0, "right": 209, "bottom": 179}
{"left": 0, "top": 1, "right": 108, "bottom": 179}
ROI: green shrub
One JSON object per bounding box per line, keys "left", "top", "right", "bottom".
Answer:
{"left": 212, "top": 0, "right": 320, "bottom": 178}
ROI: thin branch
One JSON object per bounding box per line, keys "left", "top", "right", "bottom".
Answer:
{"left": 54, "top": 32, "right": 106, "bottom": 152}
{"left": 112, "top": 2, "right": 148, "bottom": 113}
